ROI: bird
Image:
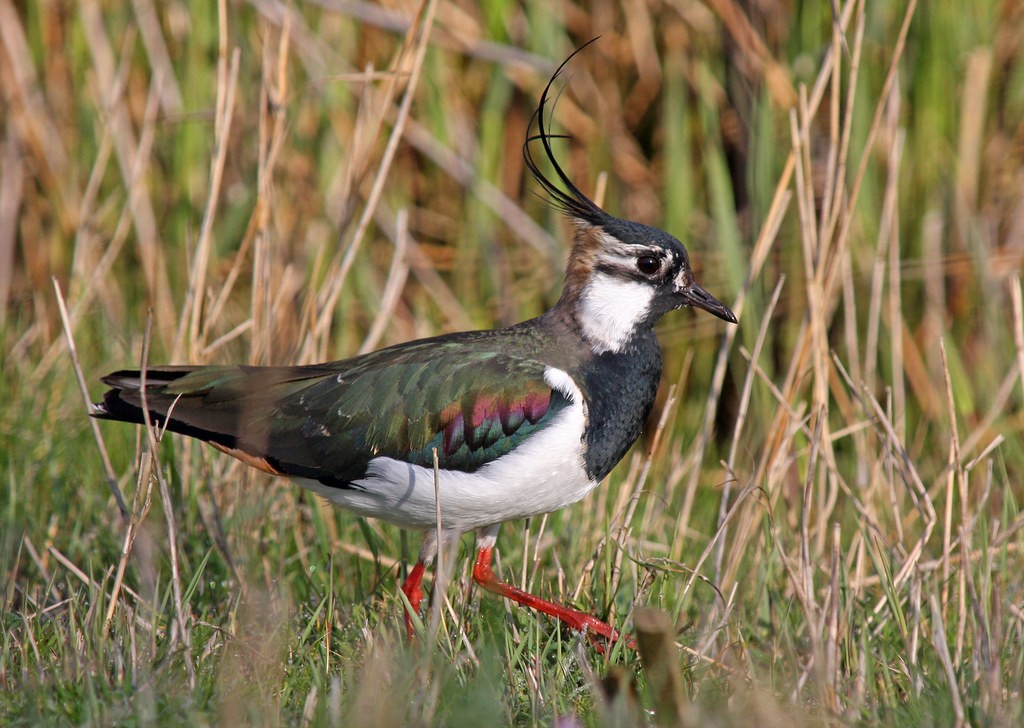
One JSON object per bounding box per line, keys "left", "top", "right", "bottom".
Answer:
{"left": 92, "top": 47, "right": 737, "bottom": 649}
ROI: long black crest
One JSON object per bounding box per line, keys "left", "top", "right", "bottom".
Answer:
{"left": 523, "top": 39, "right": 608, "bottom": 226}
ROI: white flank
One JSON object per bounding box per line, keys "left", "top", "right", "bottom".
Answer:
{"left": 296, "top": 367, "right": 595, "bottom": 532}
{"left": 578, "top": 272, "right": 654, "bottom": 354}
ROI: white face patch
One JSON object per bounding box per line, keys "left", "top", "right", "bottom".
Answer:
{"left": 577, "top": 272, "right": 656, "bottom": 354}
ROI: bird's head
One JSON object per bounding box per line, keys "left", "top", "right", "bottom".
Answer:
{"left": 524, "top": 45, "right": 737, "bottom": 355}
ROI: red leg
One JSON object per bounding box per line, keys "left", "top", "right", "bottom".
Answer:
{"left": 400, "top": 560, "right": 426, "bottom": 639}
{"left": 472, "top": 546, "right": 633, "bottom": 650}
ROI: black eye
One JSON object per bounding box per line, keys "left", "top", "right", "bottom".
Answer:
{"left": 636, "top": 255, "right": 660, "bottom": 275}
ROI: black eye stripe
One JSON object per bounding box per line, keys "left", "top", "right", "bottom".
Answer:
{"left": 592, "top": 249, "right": 673, "bottom": 280}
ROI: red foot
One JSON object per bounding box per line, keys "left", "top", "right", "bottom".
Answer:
{"left": 472, "top": 547, "right": 634, "bottom": 651}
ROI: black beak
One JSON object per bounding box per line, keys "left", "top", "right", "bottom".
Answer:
{"left": 680, "top": 283, "right": 737, "bottom": 324}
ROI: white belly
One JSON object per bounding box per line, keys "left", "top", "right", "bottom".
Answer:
{"left": 296, "top": 367, "right": 597, "bottom": 532}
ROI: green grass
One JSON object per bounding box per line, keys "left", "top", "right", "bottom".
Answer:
{"left": 3, "top": 0, "right": 1024, "bottom": 724}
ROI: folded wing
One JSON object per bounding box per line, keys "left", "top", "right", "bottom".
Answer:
{"left": 94, "top": 339, "right": 569, "bottom": 488}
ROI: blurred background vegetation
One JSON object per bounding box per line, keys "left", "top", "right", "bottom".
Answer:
{"left": 2, "top": 0, "right": 1023, "bottom": 725}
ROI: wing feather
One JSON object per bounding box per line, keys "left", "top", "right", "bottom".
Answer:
{"left": 94, "top": 336, "right": 570, "bottom": 488}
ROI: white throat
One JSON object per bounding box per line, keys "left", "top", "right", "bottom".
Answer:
{"left": 577, "top": 273, "right": 654, "bottom": 354}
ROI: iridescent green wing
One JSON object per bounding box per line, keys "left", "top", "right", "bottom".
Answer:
{"left": 267, "top": 343, "right": 568, "bottom": 486}
{"left": 97, "top": 336, "right": 570, "bottom": 487}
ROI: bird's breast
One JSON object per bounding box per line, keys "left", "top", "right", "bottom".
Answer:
{"left": 574, "top": 330, "right": 664, "bottom": 481}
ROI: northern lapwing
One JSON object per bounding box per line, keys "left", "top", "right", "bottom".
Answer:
{"left": 92, "top": 48, "right": 737, "bottom": 649}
